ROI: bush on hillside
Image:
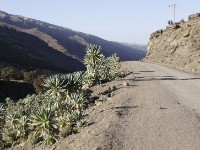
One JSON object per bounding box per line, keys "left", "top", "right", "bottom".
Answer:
{"left": 83, "top": 45, "right": 120, "bottom": 86}
{"left": 33, "top": 75, "right": 47, "bottom": 94}
{"left": 23, "top": 70, "right": 37, "bottom": 83}
{"left": 0, "top": 67, "right": 22, "bottom": 80}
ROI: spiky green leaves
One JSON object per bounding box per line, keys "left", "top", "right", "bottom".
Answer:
{"left": 83, "top": 45, "right": 120, "bottom": 85}
{"left": 0, "top": 44, "right": 121, "bottom": 148}
{"left": 43, "top": 72, "right": 84, "bottom": 97}
{"left": 84, "top": 45, "right": 105, "bottom": 85}
{"left": 43, "top": 75, "right": 66, "bottom": 97}
{"left": 30, "top": 108, "right": 57, "bottom": 136}
{"left": 0, "top": 104, "right": 6, "bottom": 128}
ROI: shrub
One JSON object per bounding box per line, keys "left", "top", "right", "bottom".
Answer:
{"left": 0, "top": 67, "right": 15, "bottom": 80}
{"left": 84, "top": 45, "right": 120, "bottom": 85}
{"left": 0, "top": 67, "right": 23, "bottom": 81}
{"left": 43, "top": 74, "right": 67, "bottom": 97}
{"left": 33, "top": 75, "right": 47, "bottom": 94}
{"left": 84, "top": 45, "right": 105, "bottom": 85}
{"left": 23, "top": 71, "right": 37, "bottom": 83}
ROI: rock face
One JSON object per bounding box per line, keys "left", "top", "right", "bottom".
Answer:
{"left": 145, "top": 13, "right": 200, "bottom": 75}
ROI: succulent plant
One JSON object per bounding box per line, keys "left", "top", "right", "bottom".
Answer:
{"left": 0, "top": 44, "right": 122, "bottom": 148}
{"left": 76, "top": 119, "right": 87, "bottom": 130}
{"left": 69, "top": 92, "right": 86, "bottom": 112}
{"left": 62, "top": 71, "right": 84, "bottom": 93}
{"left": 30, "top": 107, "right": 57, "bottom": 137}
{"left": 44, "top": 133, "right": 58, "bottom": 145}
{"left": 43, "top": 75, "right": 67, "bottom": 97}
{"left": 0, "top": 103, "right": 6, "bottom": 128}
{"left": 83, "top": 45, "right": 120, "bottom": 85}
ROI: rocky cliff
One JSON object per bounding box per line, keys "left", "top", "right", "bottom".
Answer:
{"left": 145, "top": 13, "right": 200, "bottom": 75}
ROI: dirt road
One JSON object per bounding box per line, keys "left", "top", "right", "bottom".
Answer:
{"left": 20, "top": 61, "right": 200, "bottom": 150}
{"left": 114, "top": 62, "right": 200, "bottom": 150}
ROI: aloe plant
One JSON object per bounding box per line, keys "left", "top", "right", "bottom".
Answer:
{"left": 15, "top": 115, "right": 30, "bottom": 140}
{"left": 6, "top": 114, "right": 19, "bottom": 129}
{"left": 100, "top": 53, "right": 120, "bottom": 81}
{"left": 0, "top": 104, "right": 6, "bottom": 128}
{"left": 44, "top": 133, "right": 58, "bottom": 145}
{"left": 0, "top": 44, "right": 122, "bottom": 148}
{"left": 84, "top": 45, "right": 104, "bottom": 66}
{"left": 76, "top": 119, "right": 87, "bottom": 130}
{"left": 27, "top": 131, "right": 40, "bottom": 145}
{"left": 5, "top": 98, "right": 15, "bottom": 114}
{"left": 62, "top": 71, "right": 84, "bottom": 93}
{"left": 83, "top": 45, "right": 120, "bottom": 85}
{"left": 69, "top": 92, "right": 86, "bottom": 113}
{"left": 43, "top": 75, "right": 66, "bottom": 97}
{"left": 2, "top": 127, "right": 19, "bottom": 146}
{"left": 50, "top": 97, "right": 66, "bottom": 117}
{"left": 84, "top": 45, "right": 105, "bottom": 85}
{"left": 30, "top": 108, "right": 57, "bottom": 137}
{"left": 66, "top": 112, "right": 80, "bottom": 126}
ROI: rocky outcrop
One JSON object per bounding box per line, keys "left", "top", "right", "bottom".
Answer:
{"left": 145, "top": 13, "right": 200, "bottom": 75}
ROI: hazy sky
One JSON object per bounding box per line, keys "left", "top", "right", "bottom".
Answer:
{"left": 0, "top": 0, "right": 200, "bottom": 44}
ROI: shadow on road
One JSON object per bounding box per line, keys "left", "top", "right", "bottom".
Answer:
{"left": 135, "top": 77, "right": 200, "bottom": 81}
{"left": 139, "top": 71, "right": 155, "bottom": 72}
{"left": 112, "top": 106, "right": 138, "bottom": 109}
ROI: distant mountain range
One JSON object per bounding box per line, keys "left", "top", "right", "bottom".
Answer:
{"left": 120, "top": 43, "right": 147, "bottom": 51}
{"left": 0, "top": 10, "right": 146, "bottom": 72}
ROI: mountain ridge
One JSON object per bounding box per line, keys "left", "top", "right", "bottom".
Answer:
{"left": 0, "top": 10, "right": 146, "bottom": 72}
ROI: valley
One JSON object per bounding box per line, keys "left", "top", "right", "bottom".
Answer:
{"left": 1, "top": 8, "right": 200, "bottom": 150}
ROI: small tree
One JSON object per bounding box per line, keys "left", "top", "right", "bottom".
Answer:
{"left": 23, "top": 71, "right": 37, "bottom": 83}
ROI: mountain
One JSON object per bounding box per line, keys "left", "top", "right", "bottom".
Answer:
{"left": 120, "top": 43, "right": 147, "bottom": 51}
{"left": 0, "top": 10, "right": 146, "bottom": 72}
{"left": 0, "top": 23, "right": 84, "bottom": 72}
{"left": 145, "top": 13, "right": 200, "bottom": 75}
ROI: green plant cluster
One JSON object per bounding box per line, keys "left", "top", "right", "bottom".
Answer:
{"left": 84, "top": 45, "right": 121, "bottom": 86}
{"left": 0, "top": 45, "right": 121, "bottom": 148}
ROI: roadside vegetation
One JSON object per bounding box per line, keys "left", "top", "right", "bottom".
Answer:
{"left": 0, "top": 67, "right": 47, "bottom": 101}
{"left": 0, "top": 45, "right": 123, "bottom": 148}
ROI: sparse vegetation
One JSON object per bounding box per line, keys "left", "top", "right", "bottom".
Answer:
{"left": 0, "top": 45, "right": 121, "bottom": 148}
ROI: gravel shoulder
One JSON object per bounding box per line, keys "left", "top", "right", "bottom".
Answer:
{"left": 13, "top": 61, "right": 200, "bottom": 150}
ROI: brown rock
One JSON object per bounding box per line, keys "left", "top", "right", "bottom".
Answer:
{"left": 123, "top": 82, "right": 129, "bottom": 86}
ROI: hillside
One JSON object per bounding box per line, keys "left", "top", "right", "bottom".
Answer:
{"left": 0, "top": 23, "right": 84, "bottom": 72}
{"left": 145, "top": 13, "right": 200, "bottom": 75}
{"left": 0, "top": 10, "right": 146, "bottom": 72}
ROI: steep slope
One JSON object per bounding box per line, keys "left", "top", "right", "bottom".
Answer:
{"left": 145, "top": 13, "right": 200, "bottom": 75}
{"left": 0, "top": 10, "right": 146, "bottom": 64}
{"left": 0, "top": 23, "right": 84, "bottom": 72}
